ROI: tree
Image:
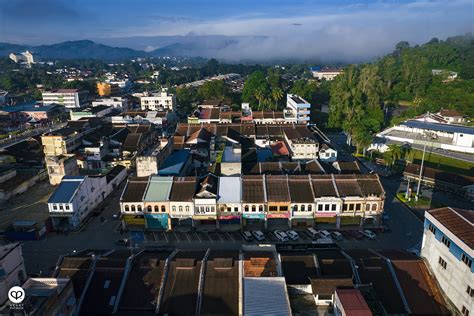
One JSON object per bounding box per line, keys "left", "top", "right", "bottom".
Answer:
{"left": 242, "top": 71, "right": 269, "bottom": 109}
{"left": 197, "top": 80, "right": 229, "bottom": 101}
{"left": 270, "top": 87, "right": 284, "bottom": 109}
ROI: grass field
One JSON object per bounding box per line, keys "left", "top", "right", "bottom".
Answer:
{"left": 406, "top": 149, "right": 474, "bottom": 176}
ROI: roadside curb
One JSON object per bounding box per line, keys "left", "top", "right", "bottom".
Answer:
{"left": 394, "top": 195, "right": 424, "bottom": 223}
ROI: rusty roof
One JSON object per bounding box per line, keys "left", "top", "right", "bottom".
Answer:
{"left": 121, "top": 177, "right": 149, "bottom": 202}
{"left": 288, "top": 176, "right": 314, "bottom": 203}
{"left": 265, "top": 175, "right": 290, "bottom": 202}
{"left": 242, "top": 175, "right": 266, "bottom": 203}
{"left": 427, "top": 207, "right": 474, "bottom": 249}
{"left": 169, "top": 177, "right": 197, "bottom": 201}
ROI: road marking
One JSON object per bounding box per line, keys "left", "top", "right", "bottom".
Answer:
{"left": 164, "top": 232, "right": 169, "bottom": 243}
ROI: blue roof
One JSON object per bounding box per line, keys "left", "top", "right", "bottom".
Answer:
{"left": 158, "top": 150, "right": 190, "bottom": 176}
{"left": 0, "top": 102, "right": 62, "bottom": 113}
{"left": 48, "top": 177, "right": 85, "bottom": 203}
{"left": 256, "top": 149, "right": 273, "bottom": 162}
{"left": 402, "top": 120, "right": 474, "bottom": 135}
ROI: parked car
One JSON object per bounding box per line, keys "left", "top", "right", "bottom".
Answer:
{"left": 274, "top": 230, "right": 289, "bottom": 242}
{"left": 112, "top": 213, "right": 120, "bottom": 220}
{"left": 115, "top": 238, "right": 129, "bottom": 246}
{"left": 252, "top": 230, "right": 265, "bottom": 241}
{"left": 360, "top": 229, "right": 377, "bottom": 240}
{"left": 242, "top": 231, "right": 253, "bottom": 242}
{"left": 331, "top": 231, "right": 343, "bottom": 241}
{"left": 318, "top": 230, "right": 331, "bottom": 239}
{"left": 306, "top": 227, "right": 319, "bottom": 239}
{"left": 286, "top": 230, "right": 299, "bottom": 241}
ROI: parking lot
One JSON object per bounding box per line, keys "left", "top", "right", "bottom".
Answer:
{"left": 127, "top": 228, "right": 394, "bottom": 248}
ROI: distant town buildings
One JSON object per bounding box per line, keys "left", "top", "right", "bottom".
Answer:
{"left": 42, "top": 89, "right": 88, "bottom": 109}
{"left": 421, "top": 207, "right": 473, "bottom": 316}
{"left": 96, "top": 82, "right": 120, "bottom": 97}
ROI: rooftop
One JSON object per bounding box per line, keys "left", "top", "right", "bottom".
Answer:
{"left": 48, "top": 176, "right": 85, "bottom": 204}
{"left": 244, "top": 277, "right": 291, "bottom": 316}
{"left": 427, "top": 207, "right": 474, "bottom": 249}
{"left": 121, "top": 177, "right": 149, "bottom": 203}
{"left": 401, "top": 120, "right": 474, "bottom": 135}
{"left": 143, "top": 176, "right": 173, "bottom": 202}
{"left": 218, "top": 176, "right": 241, "bottom": 203}
{"left": 158, "top": 150, "right": 190, "bottom": 176}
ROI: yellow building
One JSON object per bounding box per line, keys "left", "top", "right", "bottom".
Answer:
{"left": 97, "top": 82, "right": 119, "bottom": 97}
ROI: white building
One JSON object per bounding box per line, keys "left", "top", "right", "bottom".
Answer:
{"left": 48, "top": 167, "right": 126, "bottom": 230}
{"left": 140, "top": 89, "right": 176, "bottom": 111}
{"left": 0, "top": 242, "right": 27, "bottom": 306}
{"left": 421, "top": 207, "right": 473, "bottom": 316}
{"left": 373, "top": 120, "right": 474, "bottom": 154}
{"left": 318, "top": 144, "right": 338, "bottom": 162}
{"left": 91, "top": 97, "right": 128, "bottom": 110}
{"left": 286, "top": 94, "right": 310, "bottom": 124}
{"left": 42, "top": 89, "right": 87, "bottom": 109}
{"left": 9, "top": 51, "right": 35, "bottom": 65}
{"left": 311, "top": 68, "right": 342, "bottom": 81}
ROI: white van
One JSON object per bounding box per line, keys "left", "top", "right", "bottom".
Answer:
{"left": 331, "top": 231, "right": 343, "bottom": 241}
{"left": 286, "top": 230, "right": 299, "bottom": 241}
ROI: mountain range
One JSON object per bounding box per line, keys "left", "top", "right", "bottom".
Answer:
{"left": 0, "top": 36, "right": 267, "bottom": 62}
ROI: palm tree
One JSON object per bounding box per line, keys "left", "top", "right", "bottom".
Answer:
{"left": 271, "top": 87, "right": 284, "bottom": 110}
{"left": 254, "top": 87, "right": 267, "bottom": 110}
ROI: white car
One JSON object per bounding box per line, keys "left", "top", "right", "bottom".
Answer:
{"left": 286, "top": 230, "right": 299, "bottom": 241}
{"left": 274, "top": 230, "right": 289, "bottom": 242}
{"left": 252, "top": 230, "right": 265, "bottom": 241}
{"left": 306, "top": 227, "right": 319, "bottom": 239}
{"left": 361, "top": 229, "right": 376, "bottom": 240}
{"left": 318, "top": 230, "right": 331, "bottom": 239}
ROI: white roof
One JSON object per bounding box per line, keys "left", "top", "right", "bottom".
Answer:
{"left": 244, "top": 277, "right": 291, "bottom": 316}
{"left": 218, "top": 176, "right": 241, "bottom": 203}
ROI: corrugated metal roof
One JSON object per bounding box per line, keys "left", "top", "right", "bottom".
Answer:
{"left": 143, "top": 176, "right": 173, "bottom": 202}
{"left": 402, "top": 120, "right": 474, "bottom": 135}
{"left": 218, "top": 176, "right": 241, "bottom": 203}
{"left": 48, "top": 177, "right": 85, "bottom": 203}
{"left": 158, "top": 150, "right": 190, "bottom": 176}
{"left": 244, "top": 277, "right": 291, "bottom": 316}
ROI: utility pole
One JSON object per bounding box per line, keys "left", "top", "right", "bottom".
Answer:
{"left": 415, "top": 143, "right": 426, "bottom": 201}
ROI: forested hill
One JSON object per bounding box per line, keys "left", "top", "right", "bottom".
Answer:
{"left": 327, "top": 34, "right": 474, "bottom": 152}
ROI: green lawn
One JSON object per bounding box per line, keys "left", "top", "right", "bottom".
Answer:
{"left": 396, "top": 192, "right": 431, "bottom": 208}
{"left": 406, "top": 149, "right": 474, "bottom": 176}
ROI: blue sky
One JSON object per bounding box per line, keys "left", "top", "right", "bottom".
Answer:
{"left": 0, "top": 0, "right": 472, "bottom": 61}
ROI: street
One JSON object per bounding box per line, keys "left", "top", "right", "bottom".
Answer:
{"left": 20, "top": 176, "right": 425, "bottom": 275}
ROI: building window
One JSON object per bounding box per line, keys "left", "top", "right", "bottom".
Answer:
{"left": 65, "top": 205, "right": 70, "bottom": 210}
{"left": 252, "top": 206, "right": 256, "bottom": 212}
{"left": 185, "top": 206, "right": 189, "bottom": 212}
{"left": 131, "top": 205, "right": 136, "bottom": 212}
{"left": 332, "top": 204, "right": 337, "bottom": 211}
{"left": 259, "top": 205, "right": 263, "bottom": 212}
{"left": 125, "top": 205, "right": 130, "bottom": 212}
{"left": 355, "top": 204, "right": 361, "bottom": 211}
{"left": 53, "top": 204, "right": 58, "bottom": 210}
{"left": 372, "top": 204, "right": 377, "bottom": 211}
{"left": 280, "top": 206, "right": 288, "bottom": 212}
{"left": 59, "top": 205, "right": 63, "bottom": 210}
{"left": 137, "top": 206, "right": 142, "bottom": 212}
{"left": 467, "top": 285, "right": 474, "bottom": 297}
{"left": 172, "top": 206, "right": 176, "bottom": 212}
{"left": 318, "top": 204, "right": 323, "bottom": 211}
{"left": 438, "top": 257, "right": 447, "bottom": 269}
{"left": 161, "top": 206, "right": 166, "bottom": 213}
{"left": 428, "top": 223, "right": 436, "bottom": 234}
{"left": 301, "top": 205, "right": 305, "bottom": 212}
{"left": 308, "top": 205, "right": 312, "bottom": 212}
{"left": 154, "top": 206, "right": 159, "bottom": 212}
{"left": 245, "top": 206, "right": 249, "bottom": 212}
{"left": 227, "top": 207, "right": 231, "bottom": 212}
{"left": 349, "top": 204, "right": 354, "bottom": 211}
{"left": 462, "top": 306, "right": 469, "bottom": 316}
{"left": 441, "top": 236, "right": 451, "bottom": 248}
{"left": 234, "top": 207, "right": 238, "bottom": 212}
{"left": 325, "top": 204, "right": 330, "bottom": 211}
{"left": 269, "top": 206, "right": 278, "bottom": 212}
{"left": 366, "top": 204, "right": 370, "bottom": 211}
{"left": 462, "top": 253, "right": 472, "bottom": 268}
{"left": 147, "top": 206, "right": 152, "bottom": 212}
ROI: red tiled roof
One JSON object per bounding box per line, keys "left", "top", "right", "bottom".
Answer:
{"left": 270, "top": 141, "right": 289, "bottom": 156}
